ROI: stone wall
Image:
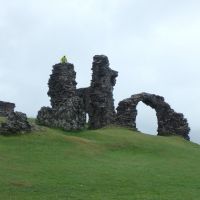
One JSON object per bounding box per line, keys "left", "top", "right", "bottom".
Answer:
{"left": 0, "top": 101, "right": 15, "bottom": 116}
{"left": 0, "top": 112, "right": 31, "bottom": 135}
{"left": 116, "top": 92, "right": 190, "bottom": 140}
{"left": 37, "top": 62, "right": 85, "bottom": 130}
{"left": 48, "top": 63, "right": 77, "bottom": 108}
{"left": 77, "top": 55, "right": 118, "bottom": 129}
{"left": 36, "top": 56, "right": 190, "bottom": 140}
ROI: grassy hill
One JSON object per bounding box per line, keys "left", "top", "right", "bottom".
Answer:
{"left": 0, "top": 124, "right": 200, "bottom": 200}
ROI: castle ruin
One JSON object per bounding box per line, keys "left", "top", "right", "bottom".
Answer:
{"left": 37, "top": 55, "right": 190, "bottom": 140}
{"left": 37, "top": 62, "right": 86, "bottom": 130}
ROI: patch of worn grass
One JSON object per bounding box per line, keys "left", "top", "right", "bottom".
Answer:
{"left": 0, "top": 125, "right": 200, "bottom": 200}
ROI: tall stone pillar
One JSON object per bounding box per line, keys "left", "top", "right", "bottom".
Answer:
{"left": 88, "top": 55, "right": 118, "bottom": 129}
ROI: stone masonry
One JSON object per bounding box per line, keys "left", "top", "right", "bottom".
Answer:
{"left": 0, "top": 111, "right": 31, "bottom": 135}
{"left": 116, "top": 93, "right": 190, "bottom": 140}
{"left": 77, "top": 55, "right": 118, "bottom": 129}
{"left": 0, "top": 101, "right": 15, "bottom": 116}
{"left": 36, "top": 55, "right": 190, "bottom": 140}
{"left": 0, "top": 55, "right": 190, "bottom": 140}
{"left": 0, "top": 100, "right": 31, "bottom": 135}
{"left": 37, "top": 62, "right": 85, "bottom": 130}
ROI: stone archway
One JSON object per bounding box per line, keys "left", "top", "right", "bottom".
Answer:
{"left": 116, "top": 92, "right": 190, "bottom": 140}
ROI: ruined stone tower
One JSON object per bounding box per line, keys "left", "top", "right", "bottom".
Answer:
{"left": 77, "top": 55, "right": 118, "bottom": 129}
{"left": 88, "top": 55, "right": 118, "bottom": 128}
{"left": 48, "top": 63, "right": 77, "bottom": 108}
{"left": 37, "top": 62, "right": 85, "bottom": 130}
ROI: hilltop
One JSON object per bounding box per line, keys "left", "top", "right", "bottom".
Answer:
{"left": 0, "top": 124, "right": 199, "bottom": 200}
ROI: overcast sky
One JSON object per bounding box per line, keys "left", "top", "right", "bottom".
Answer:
{"left": 1, "top": 0, "right": 200, "bottom": 142}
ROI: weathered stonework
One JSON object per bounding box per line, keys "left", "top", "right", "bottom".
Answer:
{"left": 116, "top": 92, "right": 190, "bottom": 140}
{"left": 0, "top": 101, "right": 15, "bottom": 116}
{"left": 37, "top": 62, "right": 85, "bottom": 130}
{"left": 36, "top": 55, "right": 190, "bottom": 140}
{"left": 0, "top": 112, "right": 31, "bottom": 135}
{"left": 77, "top": 55, "right": 118, "bottom": 129}
{"left": 48, "top": 63, "right": 77, "bottom": 108}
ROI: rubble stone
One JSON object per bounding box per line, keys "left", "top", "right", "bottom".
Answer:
{"left": 37, "top": 62, "right": 85, "bottom": 130}
{"left": 48, "top": 63, "right": 77, "bottom": 108}
{"left": 116, "top": 92, "right": 190, "bottom": 140}
{"left": 0, "top": 112, "right": 31, "bottom": 135}
{"left": 0, "top": 101, "right": 15, "bottom": 116}
{"left": 77, "top": 55, "right": 118, "bottom": 129}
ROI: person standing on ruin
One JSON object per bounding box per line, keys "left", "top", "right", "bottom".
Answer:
{"left": 60, "top": 55, "right": 67, "bottom": 63}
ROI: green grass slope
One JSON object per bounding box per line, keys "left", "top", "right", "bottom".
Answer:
{"left": 0, "top": 126, "right": 200, "bottom": 200}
